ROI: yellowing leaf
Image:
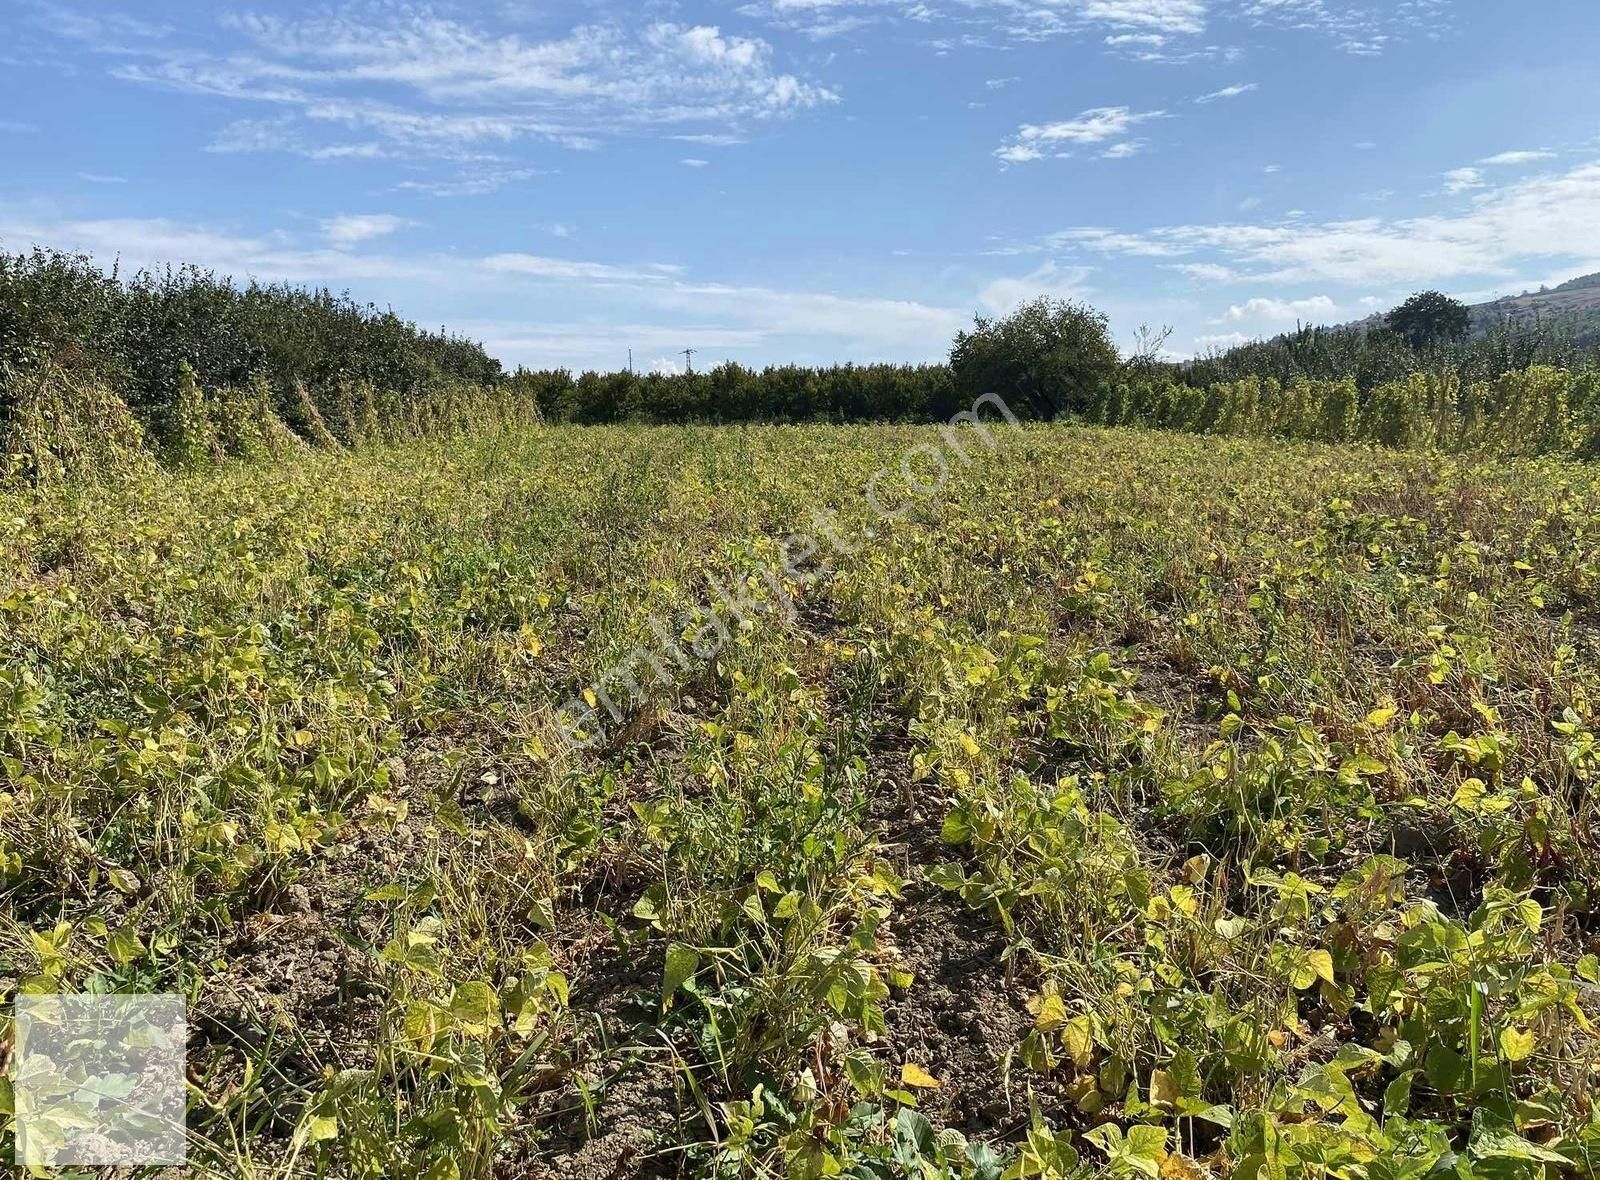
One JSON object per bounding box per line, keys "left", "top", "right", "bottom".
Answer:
{"left": 1451, "top": 778, "right": 1488, "bottom": 812}
{"left": 1063, "top": 1015, "right": 1097, "bottom": 1069}
{"left": 107, "top": 926, "right": 145, "bottom": 965}
{"left": 1308, "top": 949, "right": 1336, "bottom": 986}
{"left": 1032, "top": 992, "right": 1068, "bottom": 1032}
{"left": 1500, "top": 1027, "right": 1536, "bottom": 1062}
{"left": 308, "top": 1112, "right": 338, "bottom": 1142}
{"left": 449, "top": 980, "right": 500, "bottom": 1036}
{"left": 1365, "top": 705, "right": 1398, "bottom": 729}
{"left": 1149, "top": 1068, "right": 1178, "bottom": 1111}
{"left": 900, "top": 1062, "right": 941, "bottom": 1089}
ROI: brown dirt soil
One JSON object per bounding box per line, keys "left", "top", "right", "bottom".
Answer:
{"left": 864, "top": 697, "right": 1038, "bottom": 1137}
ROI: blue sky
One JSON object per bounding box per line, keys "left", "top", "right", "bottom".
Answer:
{"left": 3, "top": 0, "right": 1599, "bottom": 373}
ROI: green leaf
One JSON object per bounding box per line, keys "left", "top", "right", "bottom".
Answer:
{"left": 1469, "top": 1127, "right": 1570, "bottom": 1164}
{"left": 662, "top": 942, "right": 699, "bottom": 1010}
{"left": 1382, "top": 1070, "right": 1415, "bottom": 1118}
{"left": 107, "top": 926, "right": 145, "bottom": 965}
{"left": 449, "top": 980, "right": 500, "bottom": 1036}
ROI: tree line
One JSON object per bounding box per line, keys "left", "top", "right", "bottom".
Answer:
{"left": 5, "top": 243, "right": 1599, "bottom": 479}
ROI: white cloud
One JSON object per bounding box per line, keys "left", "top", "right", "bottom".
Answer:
{"left": 481, "top": 254, "right": 685, "bottom": 283}
{"left": 75, "top": 172, "right": 127, "bottom": 184}
{"left": 208, "top": 118, "right": 387, "bottom": 160}
{"left": 680, "top": 157, "right": 710, "bottom": 167}
{"left": 1101, "top": 140, "right": 1146, "bottom": 159}
{"left": 1442, "top": 167, "right": 1483, "bottom": 194}
{"left": 40, "top": 5, "right": 836, "bottom": 167}
{"left": 978, "top": 262, "right": 1095, "bottom": 315}
{"left": 321, "top": 213, "right": 413, "bottom": 247}
{"left": 391, "top": 167, "right": 544, "bottom": 197}
{"left": 1173, "top": 262, "right": 1240, "bottom": 282}
{"left": 996, "top": 106, "right": 1163, "bottom": 164}
{"left": 1079, "top": 0, "right": 1207, "bottom": 34}
{"left": 1192, "top": 331, "right": 1252, "bottom": 351}
{"left": 1222, "top": 294, "right": 1336, "bottom": 323}
{"left": 1478, "top": 149, "right": 1556, "bottom": 166}
{"left": 1050, "top": 159, "right": 1600, "bottom": 288}
{"left": 1049, "top": 226, "right": 1185, "bottom": 257}
{"left": 667, "top": 133, "right": 746, "bottom": 146}
{"left": 1195, "top": 82, "right": 1258, "bottom": 103}
{"left": 740, "top": 0, "right": 1442, "bottom": 52}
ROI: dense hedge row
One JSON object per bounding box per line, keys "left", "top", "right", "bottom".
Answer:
{"left": 1091, "top": 365, "right": 1600, "bottom": 457}
{"left": 0, "top": 246, "right": 509, "bottom": 474}
{"left": 508, "top": 362, "right": 965, "bottom": 424}
{"left": 517, "top": 358, "right": 1600, "bottom": 457}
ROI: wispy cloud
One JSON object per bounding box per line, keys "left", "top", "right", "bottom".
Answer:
{"left": 391, "top": 167, "right": 545, "bottom": 198}
{"left": 1442, "top": 166, "right": 1484, "bottom": 194}
{"left": 978, "top": 261, "right": 1095, "bottom": 314}
{"left": 75, "top": 172, "right": 127, "bottom": 184}
{"left": 667, "top": 133, "right": 747, "bottom": 146}
{"left": 996, "top": 106, "right": 1164, "bottom": 164}
{"left": 1053, "top": 158, "right": 1600, "bottom": 288}
{"left": 739, "top": 0, "right": 1444, "bottom": 53}
{"left": 34, "top": 3, "right": 836, "bottom": 174}
{"left": 1478, "top": 149, "right": 1556, "bottom": 166}
{"left": 321, "top": 213, "right": 414, "bottom": 248}
{"left": 1195, "top": 82, "right": 1258, "bottom": 103}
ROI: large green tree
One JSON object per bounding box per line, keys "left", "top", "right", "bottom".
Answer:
{"left": 949, "top": 296, "right": 1121, "bottom": 419}
{"left": 1386, "top": 291, "right": 1472, "bottom": 351}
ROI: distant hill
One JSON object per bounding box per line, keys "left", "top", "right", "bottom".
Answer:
{"left": 1342, "top": 271, "right": 1600, "bottom": 347}
{"left": 1184, "top": 270, "right": 1600, "bottom": 389}
{"left": 1469, "top": 272, "right": 1600, "bottom": 347}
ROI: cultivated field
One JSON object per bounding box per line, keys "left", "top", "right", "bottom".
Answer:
{"left": 4, "top": 420, "right": 1600, "bottom": 1177}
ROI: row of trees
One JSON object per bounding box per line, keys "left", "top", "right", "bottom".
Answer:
{"left": 515, "top": 292, "right": 1599, "bottom": 457}
{"left": 5, "top": 241, "right": 1598, "bottom": 472}
{"left": 517, "top": 298, "right": 1124, "bottom": 425}
{"left": 508, "top": 362, "right": 964, "bottom": 424}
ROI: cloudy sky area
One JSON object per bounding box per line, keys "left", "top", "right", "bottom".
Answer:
{"left": 3, "top": 0, "right": 1598, "bottom": 371}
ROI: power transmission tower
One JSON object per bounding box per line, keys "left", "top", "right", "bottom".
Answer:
{"left": 627, "top": 348, "right": 633, "bottom": 374}
{"left": 681, "top": 347, "right": 696, "bottom": 374}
